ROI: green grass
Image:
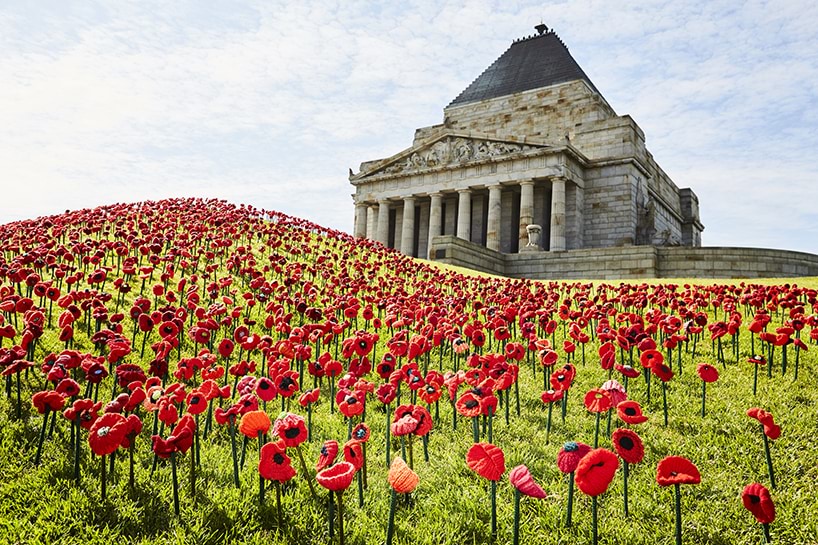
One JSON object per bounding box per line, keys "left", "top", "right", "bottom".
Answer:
{"left": 0, "top": 200, "right": 816, "bottom": 545}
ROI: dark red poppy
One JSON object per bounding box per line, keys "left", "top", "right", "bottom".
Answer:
{"left": 274, "top": 369, "right": 300, "bottom": 398}
{"left": 316, "top": 460, "right": 356, "bottom": 491}
{"left": 651, "top": 363, "right": 674, "bottom": 383}
{"left": 88, "top": 413, "right": 128, "bottom": 456}
{"left": 316, "top": 439, "right": 339, "bottom": 471}
{"left": 575, "top": 448, "right": 619, "bottom": 497}
{"left": 186, "top": 390, "right": 208, "bottom": 415}
{"left": 557, "top": 441, "right": 592, "bottom": 474}
{"left": 612, "top": 428, "right": 644, "bottom": 464}
{"left": 254, "top": 377, "right": 278, "bottom": 402}
{"left": 656, "top": 456, "right": 700, "bottom": 486}
{"left": 742, "top": 482, "right": 775, "bottom": 524}
{"left": 696, "top": 363, "right": 719, "bottom": 383}
{"left": 351, "top": 422, "right": 371, "bottom": 442}
{"left": 615, "top": 363, "right": 641, "bottom": 379}
{"left": 259, "top": 440, "right": 297, "bottom": 482}
{"left": 273, "top": 412, "right": 308, "bottom": 447}
{"left": 640, "top": 349, "right": 664, "bottom": 369}
{"left": 63, "top": 398, "right": 103, "bottom": 429}
{"left": 466, "top": 442, "right": 506, "bottom": 481}
{"left": 32, "top": 390, "right": 66, "bottom": 413}
{"left": 298, "top": 388, "right": 320, "bottom": 407}
{"left": 540, "top": 389, "right": 564, "bottom": 404}
{"left": 376, "top": 382, "right": 397, "bottom": 405}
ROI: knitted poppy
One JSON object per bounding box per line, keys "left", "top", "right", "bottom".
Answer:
{"left": 456, "top": 391, "right": 482, "bottom": 418}
{"left": 612, "top": 428, "right": 644, "bottom": 464}
{"left": 584, "top": 388, "right": 612, "bottom": 413}
{"left": 651, "top": 363, "right": 674, "bottom": 383}
{"left": 696, "top": 363, "right": 719, "bottom": 383}
{"left": 259, "top": 440, "right": 297, "bottom": 482}
{"left": 557, "top": 441, "right": 592, "bottom": 474}
{"left": 466, "top": 442, "right": 505, "bottom": 481}
{"left": 274, "top": 369, "right": 300, "bottom": 398}
{"left": 615, "top": 363, "right": 641, "bottom": 379}
{"left": 316, "top": 440, "right": 339, "bottom": 471}
{"left": 342, "top": 439, "right": 363, "bottom": 470}
{"left": 88, "top": 413, "right": 128, "bottom": 456}
{"left": 508, "top": 465, "right": 546, "bottom": 499}
{"left": 741, "top": 482, "right": 775, "bottom": 524}
{"left": 338, "top": 390, "right": 365, "bottom": 418}
{"left": 388, "top": 456, "right": 419, "bottom": 494}
{"left": 119, "top": 414, "right": 143, "bottom": 448}
{"left": 575, "top": 448, "right": 619, "bottom": 497}
{"left": 391, "top": 414, "right": 418, "bottom": 437}
{"left": 601, "top": 379, "right": 627, "bottom": 407}
{"left": 63, "top": 398, "right": 103, "bottom": 430}
{"left": 640, "top": 349, "right": 663, "bottom": 369}
{"left": 185, "top": 390, "right": 208, "bottom": 415}
{"left": 376, "top": 382, "right": 397, "bottom": 405}
{"left": 540, "top": 389, "right": 564, "bottom": 404}
{"left": 417, "top": 382, "right": 442, "bottom": 405}
{"left": 746, "top": 408, "right": 781, "bottom": 439}
{"left": 351, "top": 422, "right": 371, "bottom": 442}
{"left": 616, "top": 400, "right": 648, "bottom": 425}
{"left": 298, "top": 388, "right": 320, "bottom": 407}
{"left": 32, "top": 390, "right": 66, "bottom": 414}
{"left": 273, "top": 412, "right": 308, "bottom": 447}
{"left": 656, "top": 456, "right": 700, "bottom": 486}
{"left": 239, "top": 410, "right": 272, "bottom": 438}
{"left": 747, "top": 355, "right": 767, "bottom": 366}
{"left": 254, "top": 377, "right": 278, "bottom": 402}
{"left": 316, "top": 460, "right": 356, "bottom": 491}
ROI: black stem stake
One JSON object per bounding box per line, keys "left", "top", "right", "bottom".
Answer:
{"left": 674, "top": 484, "right": 682, "bottom": 545}
{"left": 565, "top": 471, "right": 575, "bottom": 527}
{"left": 512, "top": 488, "right": 521, "bottom": 545}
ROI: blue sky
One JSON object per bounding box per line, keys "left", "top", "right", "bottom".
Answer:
{"left": 2, "top": 1, "right": 817, "bottom": 254}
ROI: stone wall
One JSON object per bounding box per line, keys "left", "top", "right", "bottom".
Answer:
{"left": 429, "top": 236, "right": 818, "bottom": 279}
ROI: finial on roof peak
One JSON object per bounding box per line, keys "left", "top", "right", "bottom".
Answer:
{"left": 535, "top": 22, "right": 548, "bottom": 35}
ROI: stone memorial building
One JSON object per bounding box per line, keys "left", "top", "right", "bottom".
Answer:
{"left": 348, "top": 25, "right": 818, "bottom": 278}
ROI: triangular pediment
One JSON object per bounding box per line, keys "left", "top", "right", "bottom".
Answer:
{"left": 351, "top": 132, "right": 550, "bottom": 181}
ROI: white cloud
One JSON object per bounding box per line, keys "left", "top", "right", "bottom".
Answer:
{"left": 0, "top": 0, "right": 816, "bottom": 255}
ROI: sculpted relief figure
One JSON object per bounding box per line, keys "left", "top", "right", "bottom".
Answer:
{"left": 379, "top": 138, "right": 535, "bottom": 176}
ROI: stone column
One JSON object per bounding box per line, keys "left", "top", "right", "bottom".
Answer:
{"left": 456, "top": 189, "right": 471, "bottom": 242}
{"left": 400, "top": 196, "right": 415, "bottom": 256}
{"left": 518, "top": 180, "right": 534, "bottom": 250}
{"left": 354, "top": 202, "right": 367, "bottom": 238}
{"left": 366, "top": 205, "right": 377, "bottom": 240}
{"left": 377, "top": 200, "right": 390, "bottom": 246}
{"left": 550, "top": 177, "right": 566, "bottom": 251}
{"left": 486, "top": 184, "right": 502, "bottom": 252}
{"left": 427, "top": 192, "right": 443, "bottom": 259}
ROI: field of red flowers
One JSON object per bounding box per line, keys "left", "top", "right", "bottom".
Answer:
{"left": 0, "top": 198, "right": 815, "bottom": 545}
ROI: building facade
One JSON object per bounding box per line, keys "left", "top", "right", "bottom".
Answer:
{"left": 350, "top": 25, "right": 704, "bottom": 262}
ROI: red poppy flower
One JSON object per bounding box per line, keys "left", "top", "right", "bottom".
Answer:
{"left": 338, "top": 390, "right": 365, "bottom": 418}
{"left": 417, "top": 382, "right": 442, "bottom": 405}
{"left": 343, "top": 439, "right": 364, "bottom": 470}
{"left": 651, "top": 363, "right": 674, "bottom": 383}
{"left": 273, "top": 412, "right": 308, "bottom": 447}
{"left": 376, "top": 382, "right": 397, "bottom": 405}
{"left": 254, "top": 377, "right": 278, "bottom": 402}
{"left": 466, "top": 442, "right": 506, "bottom": 481}
{"left": 557, "top": 441, "right": 592, "bottom": 474}
{"left": 696, "top": 363, "right": 719, "bottom": 383}
{"left": 616, "top": 400, "right": 648, "bottom": 425}
{"left": 540, "top": 389, "right": 564, "bottom": 404}
{"left": 259, "top": 440, "right": 297, "bottom": 482}
{"left": 584, "top": 388, "right": 612, "bottom": 413}
{"left": 316, "top": 460, "right": 356, "bottom": 491}
{"left": 742, "top": 482, "right": 775, "bottom": 524}
{"left": 612, "top": 428, "right": 644, "bottom": 464}
{"left": 747, "top": 355, "right": 767, "bottom": 366}
{"left": 575, "top": 448, "right": 619, "bottom": 497}
{"left": 601, "top": 379, "right": 627, "bottom": 407}
{"left": 747, "top": 408, "right": 781, "bottom": 439}
{"left": 88, "top": 413, "right": 128, "bottom": 456}
{"left": 316, "top": 439, "right": 339, "bottom": 471}
{"left": 656, "top": 456, "right": 700, "bottom": 486}
{"left": 509, "top": 465, "right": 546, "bottom": 498}
{"left": 456, "top": 391, "right": 482, "bottom": 418}
{"left": 615, "top": 364, "right": 641, "bottom": 379}
{"left": 186, "top": 390, "right": 208, "bottom": 415}
{"left": 351, "top": 422, "right": 371, "bottom": 442}
{"left": 32, "top": 390, "right": 66, "bottom": 414}
{"left": 391, "top": 414, "right": 418, "bottom": 436}
{"left": 410, "top": 404, "right": 433, "bottom": 436}
{"left": 63, "top": 398, "right": 103, "bottom": 429}
{"left": 298, "top": 388, "right": 320, "bottom": 407}
{"left": 640, "top": 349, "right": 664, "bottom": 369}
{"left": 274, "top": 370, "right": 300, "bottom": 398}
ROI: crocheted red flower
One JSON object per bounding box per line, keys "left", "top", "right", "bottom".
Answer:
{"left": 575, "top": 448, "right": 619, "bottom": 497}
{"left": 742, "top": 482, "right": 775, "bottom": 524}
{"left": 273, "top": 412, "right": 308, "bottom": 447}
{"left": 509, "top": 465, "right": 546, "bottom": 499}
{"left": 466, "top": 442, "right": 506, "bottom": 481}
{"left": 612, "top": 428, "right": 644, "bottom": 465}
{"left": 316, "top": 440, "right": 339, "bottom": 471}
{"left": 259, "top": 440, "right": 296, "bottom": 482}
{"left": 656, "top": 456, "right": 700, "bottom": 486}
{"left": 88, "top": 413, "right": 128, "bottom": 456}
{"left": 584, "top": 388, "right": 612, "bottom": 413}
{"left": 316, "top": 460, "right": 356, "bottom": 491}
{"left": 616, "top": 400, "right": 648, "bottom": 425}
{"left": 343, "top": 439, "right": 364, "bottom": 470}
{"left": 696, "top": 363, "right": 719, "bottom": 383}
{"left": 747, "top": 408, "right": 781, "bottom": 440}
